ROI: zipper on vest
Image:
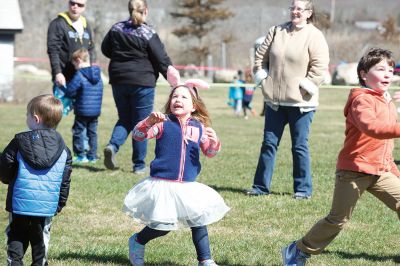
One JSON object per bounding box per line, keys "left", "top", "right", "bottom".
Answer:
{"left": 177, "top": 119, "right": 188, "bottom": 181}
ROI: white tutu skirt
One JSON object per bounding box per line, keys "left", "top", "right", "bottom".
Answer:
{"left": 123, "top": 177, "right": 230, "bottom": 231}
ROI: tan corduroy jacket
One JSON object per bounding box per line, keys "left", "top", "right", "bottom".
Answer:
{"left": 254, "top": 22, "right": 329, "bottom": 108}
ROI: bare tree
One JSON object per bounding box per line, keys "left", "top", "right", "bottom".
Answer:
{"left": 314, "top": 10, "right": 331, "bottom": 30}
{"left": 170, "top": 0, "right": 234, "bottom": 66}
{"left": 382, "top": 16, "right": 399, "bottom": 41}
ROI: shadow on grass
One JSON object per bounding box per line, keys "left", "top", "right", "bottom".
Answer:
{"left": 268, "top": 191, "right": 292, "bottom": 196}
{"left": 209, "top": 185, "right": 250, "bottom": 194}
{"left": 209, "top": 185, "right": 291, "bottom": 197}
{"left": 326, "top": 250, "right": 400, "bottom": 264}
{"left": 54, "top": 251, "right": 188, "bottom": 265}
{"left": 54, "top": 251, "right": 128, "bottom": 265}
{"left": 217, "top": 260, "right": 274, "bottom": 266}
{"left": 146, "top": 263, "right": 187, "bottom": 266}
{"left": 72, "top": 164, "right": 107, "bottom": 172}
{"left": 394, "top": 160, "right": 400, "bottom": 165}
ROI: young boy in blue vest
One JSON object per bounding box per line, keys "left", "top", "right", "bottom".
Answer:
{"left": 0, "top": 94, "right": 72, "bottom": 266}
{"left": 62, "top": 48, "right": 103, "bottom": 163}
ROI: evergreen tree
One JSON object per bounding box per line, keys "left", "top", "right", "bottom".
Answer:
{"left": 170, "top": 0, "right": 233, "bottom": 66}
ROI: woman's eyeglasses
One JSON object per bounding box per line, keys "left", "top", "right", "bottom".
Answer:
{"left": 69, "top": 1, "right": 85, "bottom": 8}
{"left": 288, "top": 6, "right": 309, "bottom": 13}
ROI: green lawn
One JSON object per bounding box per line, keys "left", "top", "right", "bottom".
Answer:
{"left": 0, "top": 85, "right": 399, "bottom": 266}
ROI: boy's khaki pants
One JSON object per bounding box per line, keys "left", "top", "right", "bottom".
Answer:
{"left": 297, "top": 170, "right": 400, "bottom": 255}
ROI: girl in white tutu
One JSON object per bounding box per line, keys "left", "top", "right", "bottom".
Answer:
{"left": 123, "top": 66, "right": 230, "bottom": 266}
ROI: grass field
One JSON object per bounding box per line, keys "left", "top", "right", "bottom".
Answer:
{"left": 0, "top": 84, "right": 399, "bottom": 266}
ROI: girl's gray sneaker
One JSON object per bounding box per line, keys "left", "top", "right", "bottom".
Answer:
{"left": 129, "top": 233, "right": 145, "bottom": 266}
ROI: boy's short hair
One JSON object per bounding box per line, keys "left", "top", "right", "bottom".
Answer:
{"left": 27, "top": 94, "right": 63, "bottom": 129}
{"left": 357, "top": 48, "right": 395, "bottom": 87}
{"left": 72, "top": 48, "right": 90, "bottom": 63}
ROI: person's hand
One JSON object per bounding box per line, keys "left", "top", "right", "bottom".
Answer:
{"left": 393, "top": 91, "right": 400, "bottom": 102}
{"left": 55, "top": 73, "right": 66, "bottom": 87}
{"left": 148, "top": 112, "right": 167, "bottom": 125}
{"left": 205, "top": 127, "right": 218, "bottom": 146}
{"left": 299, "top": 78, "right": 317, "bottom": 96}
{"left": 254, "top": 69, "right": 268, "bottom": 86}
{"left": 167, "top": 65, "right": 180, "bottom": 87}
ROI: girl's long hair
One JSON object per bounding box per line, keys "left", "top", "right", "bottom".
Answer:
{"left": 163, "top": 86, "right": 212, "bottom": 127}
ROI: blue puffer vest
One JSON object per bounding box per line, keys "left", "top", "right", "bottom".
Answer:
{"left": 150, "top": 116, "right": 203, "bottom": 182}
{"left": 12, "top": 150, "right": 67, "bottom": 217}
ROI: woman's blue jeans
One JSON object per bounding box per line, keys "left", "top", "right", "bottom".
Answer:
{"left": 108, "top": 84, "right": 154, "bottom": 171}
{"left": 252, "top": 105, "right": 314, "bottom": 196}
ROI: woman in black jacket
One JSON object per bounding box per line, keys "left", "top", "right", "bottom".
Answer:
{"left": 101, "top": 0, "right": 172, "bottom": 174}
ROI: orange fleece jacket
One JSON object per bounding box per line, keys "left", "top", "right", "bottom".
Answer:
{"left": 336, "top": 88, "right": 400, "bottom": 176}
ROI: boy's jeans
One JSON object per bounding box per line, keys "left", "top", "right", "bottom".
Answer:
{"left": 297, "top": 170, "right": 400, "bottom": 255}
{"left": 252, "top": 106, "right": 314, "bottom": 196}
{"left": 108, "top": 85, "right": 155, "bottom": 171}
{"left": 72, "top": 115, "right": 98, "bottom": 160}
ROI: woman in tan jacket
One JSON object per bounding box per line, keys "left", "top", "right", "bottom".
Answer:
{"left": 245, "top": 0, "right": 329, "bottom": 199}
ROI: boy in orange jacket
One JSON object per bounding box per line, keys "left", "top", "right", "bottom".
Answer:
{"left": 282, "top": 47, "right": 400, "bottom": 266}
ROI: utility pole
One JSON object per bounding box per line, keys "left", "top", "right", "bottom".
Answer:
{"left": 330, "top": 0, "right": 335, "bottom": 24}
{"left": 221, "top": 41, "right": 226, "bottom": 69}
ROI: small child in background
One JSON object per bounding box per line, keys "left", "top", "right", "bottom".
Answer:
{"left": 123, "top": 66, "right": 230, "bottom": 266}
{"left": 62, "top": 48, "right": 103, "bottom": 163}
{"left": 237, "top": 69, "right": 245, "bottom": 85}
{"left": 0, "top": 94, "right": 72, "bottom": 265}
{"left": 228, "top": 74, "right": 244, "bottom": 116}
{"left": 282, "top": 48, "right": 400, "bottom": 265}
{"left": 242, "top": 71, "right": 257, "bottom": 119}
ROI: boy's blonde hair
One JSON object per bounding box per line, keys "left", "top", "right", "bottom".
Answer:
{"left": 128, "top": 0, "right": 147, "bottom": 25}
{"left": 27, "top": 94, "right": 63, "bottom": 129}
{"left": 72, "top": 48, "right": 90, "bottom": 63}
{"left": 357, "top": 48, "right": 395, "bottom": 87}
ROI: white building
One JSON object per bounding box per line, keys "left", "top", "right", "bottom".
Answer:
{"left": 0, "top": 0, "right": 23, "bottom": 101}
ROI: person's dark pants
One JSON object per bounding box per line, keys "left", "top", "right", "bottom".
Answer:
{"left": 136, "top": 226, "right": 211, "bottom": 261}
{"left": 72, "top": 115, "right": 99, "bottom": 160}
{"left": 6, "top": 213, "right": 52, "bottom": 266}
{"left": 243, "top": 100, "right": 252, "bottom": 116}
{"left": 108, "top": 84, "right": 155, "bottom": 171}
{"left": 252, "top": 105, "right": 314, "bottom": 196}
{"left": 260, "top": 101, "right": 266, "bottom": 116}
